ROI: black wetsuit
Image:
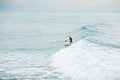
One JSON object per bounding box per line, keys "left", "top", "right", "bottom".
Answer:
{"left": 69, "top": 36, "right": 73, "bottom": 45}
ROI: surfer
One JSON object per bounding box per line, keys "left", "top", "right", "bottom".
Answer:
{"left": 65, "top": 36, "right": 73, "bottom": 45}
{"left": 69, "top": 36, "right": 73, "bottom": 45}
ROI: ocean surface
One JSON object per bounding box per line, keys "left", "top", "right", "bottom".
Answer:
{"left": 0, "top": 10, "right": 120, "bottom": 80}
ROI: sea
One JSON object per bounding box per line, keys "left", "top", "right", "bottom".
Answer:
{"left": 0, "top": 10, "right": 120, "bottom": 80}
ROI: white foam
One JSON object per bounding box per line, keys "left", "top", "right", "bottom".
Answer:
{"left": 51, "top": 40, "right": 120, "bottom": 80}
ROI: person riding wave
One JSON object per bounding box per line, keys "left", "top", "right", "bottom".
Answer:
{"left": 65, "top": 36, "right": 73, "bottom": 45}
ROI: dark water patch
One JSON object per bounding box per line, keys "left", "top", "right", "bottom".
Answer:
{"left": 41, "top": 66, "right": 56, "bottom": 71}
{"left": 97, "top": 22, "right": 106, "bottom": 26}
{"left": 0, "top": 47, "right": 60, "bottom": 52}
{"left": 86, "top": 39, "right": 120, "bottom": 48}
{"left": 42, "top": 75, "right": 61, "bottom": 80}
{"left": 80, "top": 25, "right": 103, "bottom": 34}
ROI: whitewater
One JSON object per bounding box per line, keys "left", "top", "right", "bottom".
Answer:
{"left": 52, "top": 39, "right": 120, "bottom": 80}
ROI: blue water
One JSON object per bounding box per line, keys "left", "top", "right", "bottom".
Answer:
{"left": 0, "top": 11, "right": 120, "bottom": 80}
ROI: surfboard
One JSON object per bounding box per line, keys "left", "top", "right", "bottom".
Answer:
{"left": 64, "top": 44, "right": 70, "bottom": 46}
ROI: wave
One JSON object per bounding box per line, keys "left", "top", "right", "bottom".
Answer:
{"left": 51, "top": 39, "right": 120, "bottom": 80}
{"left": 71, "top": 23, "right": 120, "bottom": 48}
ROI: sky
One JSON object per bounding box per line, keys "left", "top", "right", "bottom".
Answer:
{"left": 0, "top": 0, "right": 120, "bottom": 11}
